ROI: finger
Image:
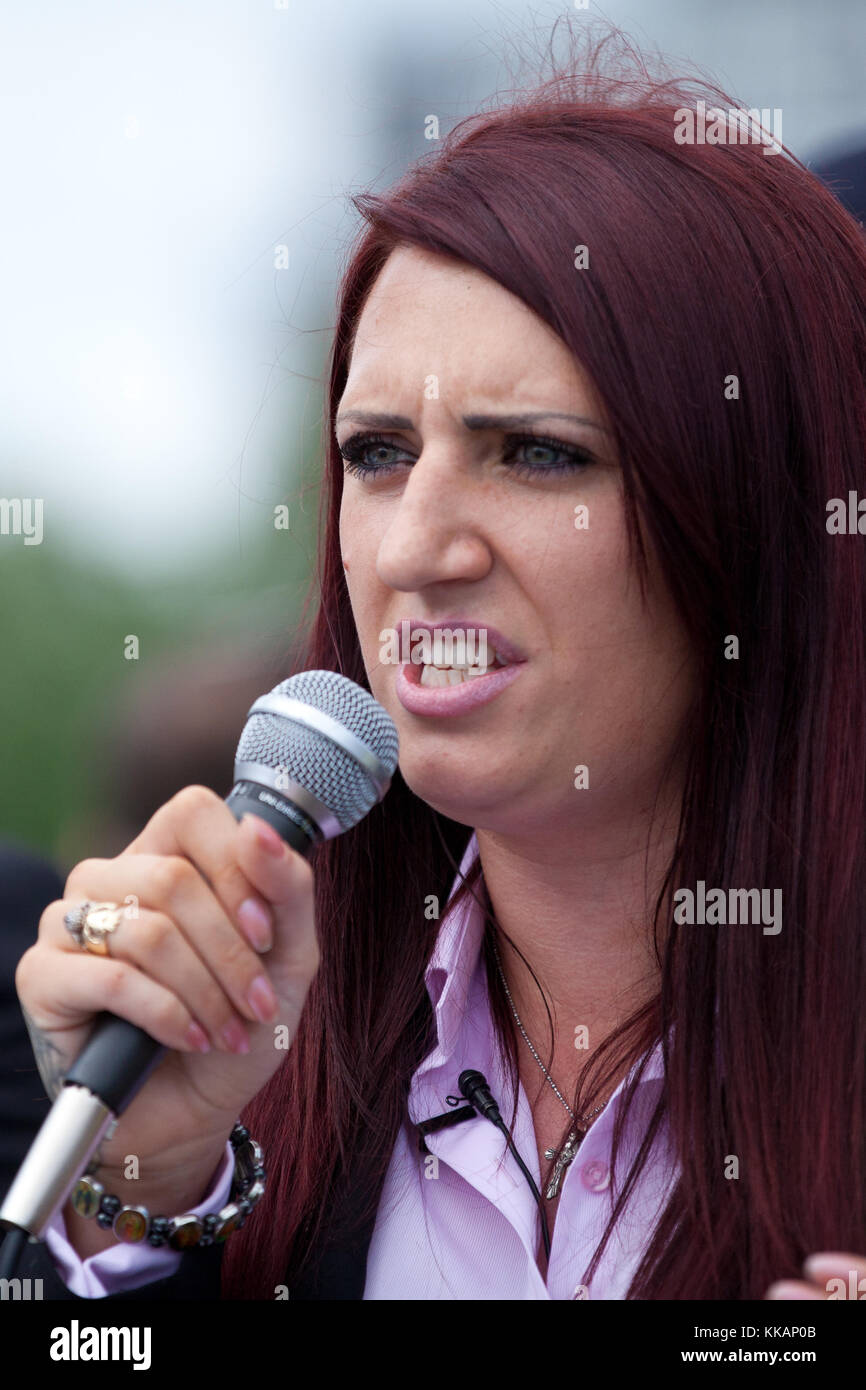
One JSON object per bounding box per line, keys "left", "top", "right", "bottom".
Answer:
{"left": 123, "top": 785, "right": 276, "bottom": 951}
{"left": 803, "top": 1251, "right": 866, "bottom": 1277}
{"left": 234, "top": 815, "right": 318, "bottom": 979}
{"left": 61, "top": 855, "right": 279, "bottom": 1032}
{"left": 802, "top": 1252, "right": 866, "bottom": 1295}
{"left": 16, "top": 947, "right": 213, "bottom": 1056}
{"left": 43, "top": 899, "right": 253, "bottom": 1054}
{"left": 765, "top": 1280, "right": 824, "bottom": 1300}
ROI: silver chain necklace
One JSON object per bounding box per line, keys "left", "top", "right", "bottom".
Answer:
{"left": 492, "top": 936, "right": 607, "bottom": 1200}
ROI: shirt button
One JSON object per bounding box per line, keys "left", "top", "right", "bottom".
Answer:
{"left": 572, "top": 1283, "right": 589, "bottom": 1299}
{"left": 580, "top": 1159, "right": 610, "bottom": 1192}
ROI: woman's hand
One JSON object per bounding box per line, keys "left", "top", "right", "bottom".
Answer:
{"left": 765, "top": 1252, "right": 866, "bottom": 1300}
{"left": 15, "top": 785, "right": 320, "bottom": 1182}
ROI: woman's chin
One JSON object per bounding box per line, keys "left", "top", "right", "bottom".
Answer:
{"left": 397, "top": 760, "right": 503, "bottom": 824}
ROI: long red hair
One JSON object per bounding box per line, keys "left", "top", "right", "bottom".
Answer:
{"left": 223, "top": 31, "right": 866, "bottom": 1298}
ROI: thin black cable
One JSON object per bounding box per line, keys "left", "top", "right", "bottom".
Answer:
{"left": 498, "top": 1126, "right": 551, "bottom": 1262}
{"left": 458, "top": 1069, "right": 551, "bottom": 1262}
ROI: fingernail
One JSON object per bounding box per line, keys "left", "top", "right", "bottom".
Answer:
{"left": 247, "top": 975, "right": 278, "bottom": 1022}
{"left": 221, "top": 1018, "right": 250, "bottom": 1054}
{"left": 237, "top": 897, "right": 273, "bottom": 952}
{"left": 186, "top": 1021, "right": 211, "bottom": 1053}
{"left": 247, "top": 816, "right": 285, "bottom": 857}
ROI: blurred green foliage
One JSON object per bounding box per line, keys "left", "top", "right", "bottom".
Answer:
{"left": 0, "top": 464, "right": 322, "bottom": 867}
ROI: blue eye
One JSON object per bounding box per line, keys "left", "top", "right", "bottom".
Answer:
{"left": 503, "top": 434, "right": 594, "bottom": 476}
{"left": 337, "top": 431, "right": 594, "bottom": 478}
{"left": 338, "top": 435, "right": 408, "bottom": 477}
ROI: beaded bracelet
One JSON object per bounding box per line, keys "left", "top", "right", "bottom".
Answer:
{"left": 69, "top": 1122, "right": 266, "bottom": 1250}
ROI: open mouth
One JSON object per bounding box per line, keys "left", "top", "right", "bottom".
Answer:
{"left": 397, "top": 643, "right": 524, "bottom": 715}
{"left": 391, "top": 618, "right": 526, "bottom": 716}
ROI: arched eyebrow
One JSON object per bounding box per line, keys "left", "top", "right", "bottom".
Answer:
{"left": 334, "top": 409, "right": 610, "bottom": 434}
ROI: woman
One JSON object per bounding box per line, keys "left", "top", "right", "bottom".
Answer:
{"left": 13, "top": 40, "right": 866, "bottom": 1300}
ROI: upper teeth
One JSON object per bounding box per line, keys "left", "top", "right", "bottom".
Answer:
{"left": 418, "top": 645, "right": 508, "bottom": 687}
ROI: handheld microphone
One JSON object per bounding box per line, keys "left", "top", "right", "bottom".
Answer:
{"left": 0, "top": 671, "right": 399, "bottom": 1242}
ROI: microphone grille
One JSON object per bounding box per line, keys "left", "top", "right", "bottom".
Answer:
{"left": 234, "top": 670, "right": 399, "bottom": 831}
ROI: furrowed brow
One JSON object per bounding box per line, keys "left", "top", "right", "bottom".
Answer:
{"left": 334, "top": 410, "right": 608, "bottom": 433}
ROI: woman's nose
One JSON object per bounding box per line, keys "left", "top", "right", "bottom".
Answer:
{"left": 374, "top": 451, "right": 492, "bottom": 592}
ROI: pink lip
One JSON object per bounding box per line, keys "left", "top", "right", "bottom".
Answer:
{"left": 391, "top": 617, "right": 526, "bottom": 718}
{"left": 396, "top": 659, "right": 524, "bottom": 716}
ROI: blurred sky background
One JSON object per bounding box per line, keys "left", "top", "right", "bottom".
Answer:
{"left": 1, "top": 0, "right": 864, "bottom": 865}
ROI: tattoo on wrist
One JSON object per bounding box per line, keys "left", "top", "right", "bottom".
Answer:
{"left": 21, "top": 1007, "right": 67, "bottom": 1101}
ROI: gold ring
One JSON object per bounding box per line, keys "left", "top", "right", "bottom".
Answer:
{"left": 80, "top": 901, "right": 125, "bottom": 956}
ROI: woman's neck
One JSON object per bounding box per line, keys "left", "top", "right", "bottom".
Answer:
{"left": 474, "top": 804, "right": 678, "bottom": 1086}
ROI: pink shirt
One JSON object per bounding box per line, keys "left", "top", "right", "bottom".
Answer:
{"left": 44, "top": 833, "right": 676, "bottom": 1298}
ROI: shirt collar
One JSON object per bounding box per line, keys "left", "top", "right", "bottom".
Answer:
{"left": 423, "top": 832, "right": 485, "bottom": 1060}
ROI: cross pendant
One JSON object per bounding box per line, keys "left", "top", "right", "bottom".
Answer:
{"left": 543, "top": 1128, "right": 582, "bottom": 1200}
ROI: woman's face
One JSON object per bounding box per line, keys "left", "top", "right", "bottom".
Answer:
{"left": 337, "top": 246, "right": 696, "bottom": 838}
